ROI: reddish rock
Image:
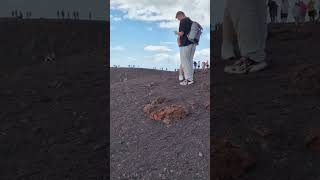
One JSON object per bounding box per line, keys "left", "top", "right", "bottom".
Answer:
{"left": 306, "top": 128, "right": 320, "bottom": 152}
{"left": 252, "top": 127, "right": 272, "bottom": 137}
{"left": 212, "top": 137, "right": 255, "bottom": 180}
{"left": 143, "top": 104, "right": 156, "bottom": 114}
{"left": 150, "top": 105, "right": 188, "bottom": 127}
{"left": 290, "top": 64, "right": 320, "bottom": 93}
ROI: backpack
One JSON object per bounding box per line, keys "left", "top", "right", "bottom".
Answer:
{"left": 187, "top": 21, "right": 203, "bottom": 45}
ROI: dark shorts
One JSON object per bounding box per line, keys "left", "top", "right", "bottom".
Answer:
{"left": 309, "top": 10, "right": 316, "bottom": 17}
{"left": 281, "top": 13, "right": 288, "bottom": 18}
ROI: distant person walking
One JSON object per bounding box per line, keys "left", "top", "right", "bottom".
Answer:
{"left": 268, "top": 0, "right": 279, "bottom": 23}
{"left": 57, "top": 10, "right": 60, "bottom": 19}
{"left": 19, "top": 11, "right": 23, "bottom": 19}
{"left": 308, "top": 0, "right": 317, "bottom": 22}
{"left": 201, "top": 61, "right": 206, "bottom": 69}
{"left": 175, "top": 11, "right": 197, "bottom": 85}
{"left": 67, "top": 11, "right": 70, "bottom": 19}
{"left": 293, "top": 2, "right": 302, "bottom": 25}
{"left": 299, "top": 1, "right": 307, "bottom": 23}
{"left": 198, "top": 61, "right": 200, "bottom": 69}
{"left": 11, "top": 10, "right": 15, "bottom": 17}
{"left": 193, "top": 61, "right": 197, "bottom": 69}
{"left": 14, "top": 10, "right": 18, "bottom": 17}
{"left": 280, "top": 0, "right": 290, "bottom": 23}
{"left": 222, "top": 0, "right": 268, "bottom": 74}
{"left": 61, "top": 10, "right": 65, "bottom": 19}
{"left": 89, "top": 12, "right": 92, "bottom": 20}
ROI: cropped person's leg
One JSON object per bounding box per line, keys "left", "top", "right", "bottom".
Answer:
{"left": 221, "top": 5, "right": 236, "bottom": 59}
{"left": 180, "top": 46, "right": 192, "bottom": 81}
{"left": 237, "top": 0, "right": 267, "bottom": 63}
{"left": 224, "top": 0, "right": 268, "bottom": 74}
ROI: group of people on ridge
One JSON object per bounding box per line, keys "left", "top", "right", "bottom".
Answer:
{"left": 193, "top": 61, "right": 210, "bottom": 70}
{"left": 268, "top": 0, "right": 320, "bottom": 24}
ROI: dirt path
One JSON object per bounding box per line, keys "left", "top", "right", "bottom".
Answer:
{"left": 111, "top": 69, "right": 210, "bottom": 179}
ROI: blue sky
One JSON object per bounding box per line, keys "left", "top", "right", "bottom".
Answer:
{"left": 110, "top": 0, "right": 210, "bottom": 71}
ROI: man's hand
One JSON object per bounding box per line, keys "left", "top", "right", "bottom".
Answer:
{"left": 176, "top": 31, "right": 184, "bottom": 37}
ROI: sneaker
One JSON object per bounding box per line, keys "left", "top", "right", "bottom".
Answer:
{"left": 224, "top": 57, "right": 268, "bottom": 74}
{"left": 180, "top": 79, "right": 194, "bottom": 86}
{"left": 179, "top": 75, "right": 184, "bottom": 81}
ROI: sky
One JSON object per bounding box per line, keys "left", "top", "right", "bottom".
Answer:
{"left": 110, "top": 0, "right": 210, "bottom": 71}
{"left": 0, "top": 0, "right": 107, "bottom": 20}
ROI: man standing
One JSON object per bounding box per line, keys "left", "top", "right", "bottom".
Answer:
{"left": 222, "top": 0, "right": 268, "bottom": 74}
{"left": 299, "top": 1, "right": 308, "bottom": 23}
{"left": 281, "top": 0, "right": 290, "bottom": 23}
{"left": 175, "top": 11, "right": 197, "bottom": 85}
{"left": 61, "top": 10, "right": 65, "bottom": 19}
{"left": 268, "top": 0, "right": 278, "bottom": 23}
{"left": 193, "top": 61, "right": 197, "bottom": 69}
{"left": 89, "top": 12, "right": 92, "bottom": 20}
{"left": 308, "top": 0, "right": 316, "bottom": 22}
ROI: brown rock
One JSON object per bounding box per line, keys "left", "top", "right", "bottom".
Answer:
{"left": 212, "top": 137, "right": 255, "bottom": 180}
{"left": 290, "top": 64, "right": 320, "bottom": 93}
{"left": 143, "top": 104, "right": 157, "bottom": 114}
{"left": 306, "top": 128, "right": 320, "bottom": 152}
{"left": 252, "top": 127, "right": 272, "bottom": 137}
{"left": 150, "top": 105, "right": 188, "bottom": 126}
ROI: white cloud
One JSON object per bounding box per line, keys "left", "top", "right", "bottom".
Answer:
{"left": 145, "top": 52, "right": 180, "bottom": 63}
{"left": 110, "top": 0, "right": 210, "bottom": 29}
{"left": 147, "top": 27, "right": 153, "bottom": 31}
{"left": 194, "top": 48, "right": 210, "bottom": 61}
{"left": 159, "top": 21, "right": 179, "bottom": 29}
{"left": 144, "top": 45, "right": 172, "bottom": 52}
{"left": 111, "top": 46, "right": 125, "bottom": 51}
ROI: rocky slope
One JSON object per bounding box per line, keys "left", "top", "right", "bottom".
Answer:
{"left": 212, "top": 23, "right": 320, "bottom": 180}
{"left": 110, "top": 68, "right": 210, "bottom": 179}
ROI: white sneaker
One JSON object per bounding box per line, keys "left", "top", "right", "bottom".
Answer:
{"left": 179, "top": 75, "right": 184, "bottom": 81}
{"left": 224, "top": 57, "right": 268, "bottom": 74}
{"left": 180, "top": 79, "right": 194, "bottom": 86}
